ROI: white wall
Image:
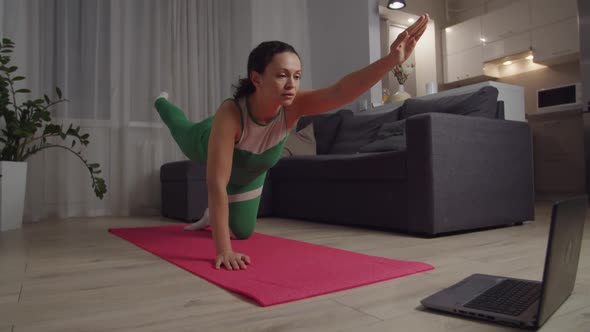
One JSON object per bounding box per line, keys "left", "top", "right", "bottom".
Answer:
{"left": 367, "top": 0, "right": 382, "bottom": 108}
{"left": 578, "top": 0, "right": 590, "bottom": 195}
{"left": 579, "top": 0, "right": 590, "bottom": 112}
{"left": 308, "top": 0, "right": 381, "bottom": 111}
{"left": 378, "top": 0, "right": 447, "bottom": 86}
{"left": 380, "top": 9, "right": 437, "bottom": 98}
{"left": 389, "top": 24, "right": 417, "bottom": 97}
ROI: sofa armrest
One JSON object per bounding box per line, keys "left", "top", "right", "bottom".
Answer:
{"left": 405, "top": 113, "right": 535, "bottom": 234}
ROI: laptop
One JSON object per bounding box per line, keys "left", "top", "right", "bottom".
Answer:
{"left": 421, "top": 195, "right": 587, "bottom": 329}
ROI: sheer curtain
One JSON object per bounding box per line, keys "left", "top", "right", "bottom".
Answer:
{"left": 0, "top": 0, "right": 250, "bottom": 222}
{"left": 0, "top": 0, "right": 311, "bottom": 222}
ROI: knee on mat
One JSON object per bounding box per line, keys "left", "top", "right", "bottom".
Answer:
{"left": 228, "top": 202, "right": 258, "bottom": 240}
{"left": 231, "top": 228, "right": 254, "bottom": 240}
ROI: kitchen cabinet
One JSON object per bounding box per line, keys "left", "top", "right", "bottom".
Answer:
{"left": 481, "top": 0, "right": 530, "bottom": 43}
{"left": 444, "top": 16, "right": 482, "bottom": 56}
{"left": 531, "top": 0, "right": 578, "bottom": 29}
{"left": 444, "top": 46, "right": 486, "bottom": 83}
{"left": 532, "top": 17, "right": 579, "bottom": 65}
{"left": 526, "top": 108, "right": 586, "bottom": 194}
{"left": 482, "top": 32, "right": 531, "bottom": 62}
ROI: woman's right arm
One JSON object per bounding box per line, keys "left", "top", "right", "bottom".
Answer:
{"left": 206, "top": 101, "right": 251, "bottom": 270}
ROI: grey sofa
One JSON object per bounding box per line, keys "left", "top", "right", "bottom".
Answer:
{"left": 160, "top": 86, "right": 535, "bottom": 236}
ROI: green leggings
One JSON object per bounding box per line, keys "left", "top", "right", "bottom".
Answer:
{"left": 155, "top": 97, "right": 260, "bottom": 239}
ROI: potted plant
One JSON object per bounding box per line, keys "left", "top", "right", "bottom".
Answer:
{"left": 0, "top": 37, "right": 107, "bottom": 231}
{"left": 390, "top": 63, "right": 415, "bottom": 102}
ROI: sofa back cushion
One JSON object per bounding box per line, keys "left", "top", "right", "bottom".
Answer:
{"left": 297, "top": 109, "right": 353, "bottom": 154}
{"left": 358, "top": 135, "right": 407, "bottom": 153}
{"left": 357, "top": 118, "right": 408, "bottom": 153}
{"left": 399, "top": 86, "right": 499, "bottom": 120}
{"left": 329, "top": 109, "right": 400, "bottom": 154}
{"left": 281, "top": 123, "right": 316, "bottom": 157}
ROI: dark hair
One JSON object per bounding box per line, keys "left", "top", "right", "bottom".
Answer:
{"left": 233, "top": 41, "right": 300, "bottom": 99}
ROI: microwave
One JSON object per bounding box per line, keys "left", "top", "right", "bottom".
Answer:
{"left": 537, "top": 82, "right": 583, "bottom": 112}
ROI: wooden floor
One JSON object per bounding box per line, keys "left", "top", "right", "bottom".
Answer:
{"left": 1, "top": 201, "right": 589, "bottom": 332}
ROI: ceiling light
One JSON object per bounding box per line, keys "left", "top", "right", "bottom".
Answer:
{"left": 526, "top": 55, "right": 534, "bottom": 60}
{"left": 503, "top": 61, "right": 513, "bottom": 66}
{"left": 387, "top": 0, "right": 406, "bottom": 10}
{"left": 480, "top": 38, "right": 486, "bottom": 42}
{"left": 408, "top": 18, "right": 415, "bottom": 23}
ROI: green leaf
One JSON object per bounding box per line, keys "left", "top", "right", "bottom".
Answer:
{"left": 13, "top": 76, "right": 24, "bottom": 81}
{"left": 81, "top": 134, "right": 89, "bottom": 139}
{"left": 71, "top": 140, "right": 76, "bottom": 148}
{"left": 15, "top": 88, "right": 31, "bottom": 93}
{"left": 40, "top": 110, "right": 50, "bottom": 121}
{"left": 8, "top": 66, "right": 17, "bottom": 73}
{"left": 92, "top": 176, "right": 107, "bottom": 199}
{"left": 44, "top": 94, "right": 50, "bottom": 104}
{"left": 0, "top": 49, "right": 12, "bottom": 53}
{"left": 14, "top": 129, "right": 28, "bottom": 137}
{"left": 88, "top": 163, "right": 99, "bottom": 169}
{"left": 56, "top": 87, "right": 62, "bottom": 99}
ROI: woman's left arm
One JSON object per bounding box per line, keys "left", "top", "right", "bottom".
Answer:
{"left": 290, "top": 14, "right": 429, "bottom": 117}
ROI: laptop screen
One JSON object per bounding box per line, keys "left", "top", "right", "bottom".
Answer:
{"left": 537, "top": 196, "right": 587, "bottom": 326}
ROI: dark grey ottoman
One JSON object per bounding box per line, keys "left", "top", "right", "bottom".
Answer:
{"left": 160, "top": 160, "right": 273, "bottom": 221}
{"left": 160, "top": 161, "right": 208, "bottom": 222}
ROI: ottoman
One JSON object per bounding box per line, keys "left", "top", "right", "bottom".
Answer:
{"left": 160, "top": 160, "right": 273, "bottom": 222}
{"left": 160, "top": 161, "right": 208, "bottom": 221}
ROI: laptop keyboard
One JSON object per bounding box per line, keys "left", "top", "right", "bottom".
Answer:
{"left": 464, "top": 279, "right": 542, "bottom": 316}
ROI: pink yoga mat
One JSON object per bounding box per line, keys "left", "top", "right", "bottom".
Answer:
{"left": 109, "top": 224, "right": 434, "bottom": 306}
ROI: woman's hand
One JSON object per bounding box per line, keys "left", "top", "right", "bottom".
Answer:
{"left": 389, "top": 14, "right": 430, "bottom": 65}
{"left": 289, "top": 14, "right": 429, "bottom": 118}
{"left": 215, "top": 250, "right": 251, "bottom": 270}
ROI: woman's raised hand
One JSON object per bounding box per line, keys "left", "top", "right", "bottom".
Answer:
{"left": 389, "top": 14, "right": 430, "bottom": 65}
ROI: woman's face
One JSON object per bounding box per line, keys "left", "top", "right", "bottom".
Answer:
{"left": 252, "top": 52, "right": 302, "bottom": 107}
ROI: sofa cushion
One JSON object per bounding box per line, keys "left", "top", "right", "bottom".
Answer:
{"left": 297, "top": 109, "right": 353, "bottom": 154}
{"left": 329, "top": 110, "right": 400, "bottom": 154}
{"left": 399, "top": 86, "right": 499, "bottom": 120}
{"left": 358, "top": 119, "right": 408, "bottom": 153}
{"left": 376, "top": 119, "right": 406, "bottom": 138}
{"left": 272, "top": 151, "right": 407, "bottom": 181}
{"left": 359, "top": 135, "right": 407, "bottom": 153}
{"left": 281, "top": 123, "right": 316, "bottom": 157}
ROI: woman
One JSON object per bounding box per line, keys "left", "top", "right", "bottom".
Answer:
{"left": 155, "top": 14, "right": 429, "bottom": 271}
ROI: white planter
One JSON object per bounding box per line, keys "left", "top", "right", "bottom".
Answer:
{"left": 0, "top": 161, "right": 28, "bottom": 231}
{"left": 391, "top": 84, "right": 412, "bottom": 102}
